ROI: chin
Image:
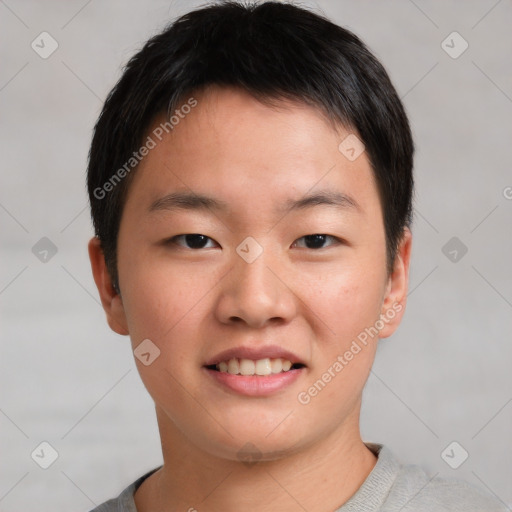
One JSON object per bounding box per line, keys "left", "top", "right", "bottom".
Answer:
{"left": 194, "top": 419, "right": 313, "bottom": 464}
{"left": 209, "top": 437, "right": 306, "bottom": 464}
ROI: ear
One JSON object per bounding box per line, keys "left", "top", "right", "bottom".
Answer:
{"left": 378, "top": 228, "right": 412, "bottom": 339}
{"left": 88, "top": 237, "right": 129, "bottom": 336}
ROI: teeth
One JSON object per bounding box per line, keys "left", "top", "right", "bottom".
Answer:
{"left": 227, "top": 358, "right": 239, "bottom": 374}
{"left": 239, "top": 359, "right": 255, "bottom": 375}
{"left": 215, "top": 357, "right": 297, "bottom": 376}
{"left": 270, "top": 358, "right": 282, "bottom": 374}
{"left": 282, "top": 359, "right": 292, "bottom": 371}
{"left": 255, "top": 358, "right": 272, "bottom": 376}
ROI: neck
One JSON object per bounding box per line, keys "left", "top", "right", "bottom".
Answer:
{"left": 134, "top": 406, "right": 377, "bottom": 512}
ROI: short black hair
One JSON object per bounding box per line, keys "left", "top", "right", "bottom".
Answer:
{"left": 87, "top": 0, "right": 414, "bottom": 293}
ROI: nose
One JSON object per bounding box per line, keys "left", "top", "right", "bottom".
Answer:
{"left": 214, "top": 246, "right": 297, "bottom": 329}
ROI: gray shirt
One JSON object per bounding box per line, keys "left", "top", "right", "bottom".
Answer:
{"left": 90, "top": 443, "right": 507, "bottom": 511}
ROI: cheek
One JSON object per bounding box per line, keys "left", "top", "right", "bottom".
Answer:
{"left": 118, "top": 244, "right": 214, "bottom": 340}
{"left": 302, "top": 258, "right": 387, "bottom": 346}
{"left": 119, "top": 261, "right": 210, "bottom": 407}
{"left": 294, "top": 269, "right": 384, "bottom": 421}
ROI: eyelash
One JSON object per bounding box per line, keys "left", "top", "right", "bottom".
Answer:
{"left": 168, "top": 234, "right": 341, "bottom": 250}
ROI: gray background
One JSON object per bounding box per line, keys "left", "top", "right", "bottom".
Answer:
{"left": 1, "top": 0, "right": 511, "bottom": 510}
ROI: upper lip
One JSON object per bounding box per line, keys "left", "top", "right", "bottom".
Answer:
{"left": 204, "top": 345, "right": 306, "bottom": 367}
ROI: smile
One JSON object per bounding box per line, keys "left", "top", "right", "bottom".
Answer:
{"left": 210, "top": 357, "right": 305, "bottom": 376}
{"left": 203, "top": 345, "right": 307, "bottom": 395}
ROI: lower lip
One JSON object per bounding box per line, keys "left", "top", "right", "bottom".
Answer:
{"left": 204, "top": 367, "right": 304, "bottom": 396}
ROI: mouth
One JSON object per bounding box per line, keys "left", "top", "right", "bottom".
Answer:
{"left": 206, "top": 358, "right": 306, "bottom": 376}
{"left": 203, "top": 345, "right": 307, "bottom": 396}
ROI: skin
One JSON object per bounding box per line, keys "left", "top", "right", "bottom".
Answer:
{"left": 89, "top": 85, "right": 412, "bottom": 511}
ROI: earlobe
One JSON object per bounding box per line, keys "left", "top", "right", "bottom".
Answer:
{"left": 379, "top": 228, "right": 412, "bottom": 339}
{"left": 88, "top": 237, "right": 129, "bottom": 336}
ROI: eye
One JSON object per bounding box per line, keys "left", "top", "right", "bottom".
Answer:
{"left": 170, "top": 234, "right": 218, "bottom": 249}
{"left": 292, "top": 234, "right": 340, "bottom": 249}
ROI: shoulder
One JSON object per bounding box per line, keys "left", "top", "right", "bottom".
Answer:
{"left": 387, "top": 460, "right": 508, "bottom": 512}
{"left": 88, "top": 467, "right": 160, "bottom": 512}
{"left": 88, "top": 482, "right": 138, "bottom": 512}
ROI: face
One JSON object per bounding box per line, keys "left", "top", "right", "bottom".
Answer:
{"left": 89, "top": 86, "right": 411, "bottom": 461}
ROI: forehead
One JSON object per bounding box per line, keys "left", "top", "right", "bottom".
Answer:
{"left": 123, "top": 86, "right": 379, "bottom": 220}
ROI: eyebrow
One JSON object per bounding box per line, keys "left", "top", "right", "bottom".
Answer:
{"left": 148, "top": 189, "right": 360, "bottom": 215}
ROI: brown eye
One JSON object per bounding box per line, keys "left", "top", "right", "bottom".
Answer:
{"left": 293, "top": 234, "right": 338, "bottom": 249}
{"left": 172, "top": 234, "right": 217, "bottom": 249}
